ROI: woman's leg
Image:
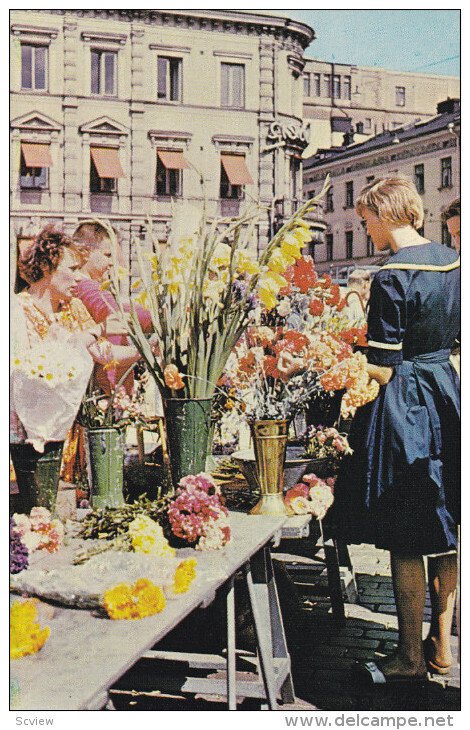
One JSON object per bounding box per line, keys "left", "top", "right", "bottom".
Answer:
{"left": 379, "top": 553, "right": 427, "bottom": 676}
{"left": 425, "top": 554, "right": 457, "bottom": 668}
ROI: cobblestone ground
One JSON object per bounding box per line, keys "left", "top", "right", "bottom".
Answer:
{"left": 278, "top": 540, "right": 460, "bottom": 712}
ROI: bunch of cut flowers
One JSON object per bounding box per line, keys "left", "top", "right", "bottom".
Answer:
{"left": 284, "top": 473, "right": 335, "bottom": 519}
{"left": 303, "top": 425, "right": 352, "bottom": 460}
{"left": 232, "top": 324, "right": 324, "bottom": 421}
{"left": 101, "top": 179, "right": 331, "bottom": 402}
{"left": 167, "top": 473, "right": 231, "bottom": 551}
{"left": 79, "top": 361, "right": 149, "bottom": 430}
{"left": 11, "top": 507, "right": 65, "bottom": 564}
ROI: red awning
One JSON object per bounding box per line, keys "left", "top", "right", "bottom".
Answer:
{"left": 221, "top": 154, "right": 254, "bottom": 185}
{"left": 90, "top": 146, "right": 125, "bottom": 178}
{"left": 21, "top": 143, "right": 53, "bottom": 168}
{"left": 157, "top": 150, "right": 190, "bottom": 170}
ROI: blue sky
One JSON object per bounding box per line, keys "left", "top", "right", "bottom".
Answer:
{"left": 282, "top": 10, "right": 460, "bottom": 77}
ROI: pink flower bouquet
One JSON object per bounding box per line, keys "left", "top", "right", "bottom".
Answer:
{"left": 284, "top": 474, "right": 335, "bottom": 519}
{"left": 167, "top": 473, "right": 231, "bottom": 551}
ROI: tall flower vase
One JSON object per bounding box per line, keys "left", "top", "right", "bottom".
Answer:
{"left": 10, "top": 441, "right": 64, "bottom": 515}
{"left": 164, "top": 397, "right": 213, "bottom": 488}
{"left": 250, "top": 419, "right": 289, "bottom": 516}
{"left": 86, "top": 427, "right": 125, "bottom": 509}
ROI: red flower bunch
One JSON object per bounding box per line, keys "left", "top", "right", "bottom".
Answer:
{"left": 339, "top": 326, "right": 368, "bottom": 348}
{"left": 284, "top": 257, "right": 318, "bottom": 294}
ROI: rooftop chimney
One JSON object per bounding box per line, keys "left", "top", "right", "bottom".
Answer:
{"left": 437, "top": 98, "right": 460, "bottom": 115}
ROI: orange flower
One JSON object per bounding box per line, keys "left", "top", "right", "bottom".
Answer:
{"left": 291, "top": 256, "right": 317, "bottom": 294}
{"left": 164, "top": 364, "right": 185, "bottom": 390}
{"left": 326, "top": 284, "right": 341, "bottom": 307}
{"left": 309, "top": 298, "right": 324, "bottom": 317}
{"left": 319, "top": 274, "right": 332, "bottom": 289}
{"left": 274, "top": 330, "right": 309, "bottom": 355}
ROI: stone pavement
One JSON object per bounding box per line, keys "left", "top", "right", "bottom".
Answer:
{"left": 275, "top": 538, "right": 460, "bottom": 712}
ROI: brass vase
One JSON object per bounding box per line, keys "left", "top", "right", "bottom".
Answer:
{"left": 249, "top": 419, "right": 289, "bottom": 516}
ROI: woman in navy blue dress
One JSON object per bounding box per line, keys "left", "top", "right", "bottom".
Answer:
{"left": 331, "top": 177, "right": 460, "bottom": 684}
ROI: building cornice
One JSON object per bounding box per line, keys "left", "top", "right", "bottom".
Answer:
{"left": 19, "top": 9, "right": 314, "bottom": 50}
{"left": 306, "top": 134, "right": 458, "bottom": 184}
{"left": 10, "top": 24, "right": 58, "bottom": 42}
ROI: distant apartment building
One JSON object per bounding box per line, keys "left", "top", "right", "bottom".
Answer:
{"left": 302, "top": 59, "right": 460, "bottom": 155}
{"left": 303, "top": 99, "right": 460, "bottom": 273}
{"left": 10, "top": 8, "right": 316, "bottom": 283}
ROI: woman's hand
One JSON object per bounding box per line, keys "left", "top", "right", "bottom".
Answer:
{"left": 366, "top": 363, "right": 393, "bottom": 386}
{"left": 277, "top": 351, "right": 305, "bottom": 377}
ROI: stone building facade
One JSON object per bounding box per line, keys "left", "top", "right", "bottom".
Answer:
{"left": 10, "top": 8, "right": 315, "bottom": 282}
{"left": 302, "top": 59, "right": 460, "bottom": 156}
{"left": 303, "top": 99, "right": 460, "bottom": 274}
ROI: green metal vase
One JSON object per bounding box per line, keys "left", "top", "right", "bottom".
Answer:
{"left": 164, "top": 397, "right": 213, "bottom": 487}
{"left": 34, "top": 441, "right": 65, "bottom": 512}
{"left": 86, "top": 427, "right": 125, "bottom": 509}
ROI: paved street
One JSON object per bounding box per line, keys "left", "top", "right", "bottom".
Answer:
{"left": 276, "top": 539, "right": 460, "bottom": 712}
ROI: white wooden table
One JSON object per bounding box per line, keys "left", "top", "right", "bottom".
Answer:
{"left": 11, "top": 513, "right": 294, "bottom": 711}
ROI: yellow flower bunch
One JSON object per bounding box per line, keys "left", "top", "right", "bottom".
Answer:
{"left": 236, "top": 251, "right": 260, "bottom": 276}
{"left": 172, "top": 558, "right": 197, "bottom": 594}
{"left": 210, "top": 242, "right": 231, "bottom": 269}
{"left": 10, "top": 600, "right": 50, "bottom": 660}
{"left": 103, "top": 578, "right": 166, "bottom": 620}
{"left": 128, "top": 516, "right": 176, "bottom": 557}
{"left": 257, "top": 219, "right": 316, "bottom": 310}
{"left": 258, "top": 271, "right": 289, "bottom": 311}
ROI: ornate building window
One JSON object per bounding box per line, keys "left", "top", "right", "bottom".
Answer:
{"left": 333, "top": 75, "right": 341, "bottom": 99}
{"left": 441, "top": 157, "right": 452, "bottom": 189}
{"left": 220, "top": 154, "right": 253, "bottom": 199}
{"left": 313, "top": 73, "right": 321, "bottom": 97}
{"left": 326, "top": 233, "right": 334, "bottom": 261}
{"left": 322, "top": 74, "right": 331, "bottom": 98}
{"left": 395, "top": 86, "right": 406, "bottom": 107}
{"left": 157, "top": 57, "right": 182, "bottom": 101}
{"left": 21, "top": 44, "right": 47, "bottom": 90}
{"left": 343, "top": 76, "right": 351, "bottom": 100}
{"left": 325, "top": 187, "right": 334, "bottom": 212}
{"left": 89, "top": 146, "right": 124, "bottom": 193}
{"left": 303, "top": 73, "right": 311, "bottom": 97}
{"left": 345, "top": 230, "right": 354, "bottom": 259}
{"left": 91, "top": 50, "right": 117, "bottom": 96}
{"left": 221, "top": 63, "right": 245, "bottom": 109}
{"left": 20, "top": 143, "right": 51, "bottom": 189}
{"left": 155, "top": 150, "right": 189, "bottom": 197}
{"left": 414, "top": 163, "right": 425, "bottom": 194}
{"left": 345, "top": 180, "right": 354, "bottom": 208}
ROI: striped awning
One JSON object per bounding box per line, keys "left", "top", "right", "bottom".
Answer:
{"left": 21, "top": 143, "right": 53, "bottom": 168}
{"left": 221, "top": 154, "right": 254, "bottom": 185}
{"left": 157, "top": 150, "right": 190, "bottom": 170}
{"left": 90, "top": 146, "right": 125, "bottom": 178}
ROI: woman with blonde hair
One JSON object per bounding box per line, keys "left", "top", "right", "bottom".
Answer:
{"left": 329, "top": 177, "right": 460, "bottom": 684}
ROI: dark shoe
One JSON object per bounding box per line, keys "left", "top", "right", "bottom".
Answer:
{"left": 423, "top": 638, "right": 452, "bottom": 676}
{"left": 354, "top": 661, "right": 428, "bottom": 686}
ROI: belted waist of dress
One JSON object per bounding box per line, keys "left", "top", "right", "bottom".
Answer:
{"left": 405, "top": 349, "right": 451, "bottom": 364}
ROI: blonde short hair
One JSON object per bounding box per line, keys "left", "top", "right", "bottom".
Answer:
{"left": 356, "top": 176, "right": 424, "bottom": 229}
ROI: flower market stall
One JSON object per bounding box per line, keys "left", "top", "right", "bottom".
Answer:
{"left": 10, "top": 177, "right": 382, "bottom": 710}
